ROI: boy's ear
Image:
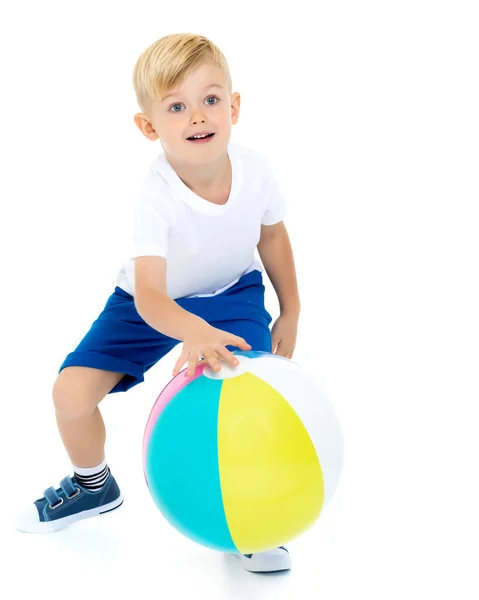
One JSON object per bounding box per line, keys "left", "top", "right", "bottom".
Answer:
{"left": 134, "top": 113, "right": 159, "bottom": 141}
{"left": 231, "top": 92, "right": 241, "bottom": 125}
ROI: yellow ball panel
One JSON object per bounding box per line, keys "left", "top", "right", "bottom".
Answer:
{"left": 218, "top": 373, "right": 324, "bottom": 554}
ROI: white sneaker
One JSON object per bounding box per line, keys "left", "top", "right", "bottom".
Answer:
{"left": 231, "top": 546, "right": 292, "bottom": 572}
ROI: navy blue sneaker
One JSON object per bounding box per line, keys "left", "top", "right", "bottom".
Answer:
{"left": 14, "top": 471, "right": 124, "bottom": 533}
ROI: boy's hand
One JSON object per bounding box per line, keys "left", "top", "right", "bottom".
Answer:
{"left": 173, "top": 322, "right": 252, "bottom": 378}
{"left": 271, "top": 314, "right": 298, "bottom": 359}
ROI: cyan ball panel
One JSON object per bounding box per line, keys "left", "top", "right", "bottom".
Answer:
{"left": 143, "top": 364, "right": 205, "bottom": 480}
{"left": 145, "top": 376, "right": 237, "bottom": 552}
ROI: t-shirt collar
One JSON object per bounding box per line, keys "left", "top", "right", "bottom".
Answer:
{"left": 159, "top": 141, "right": 240, "bottom": 215}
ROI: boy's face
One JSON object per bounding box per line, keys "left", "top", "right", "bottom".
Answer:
{"left": 134, "top": 62, "right": 240, "bottom": 163}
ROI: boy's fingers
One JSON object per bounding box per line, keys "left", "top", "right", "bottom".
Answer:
{"left": 217, "top": 346, "right": 239, "bottom": 367}
{"left": 275, "top": 341, "right": 294, "bottom": 358}
{"left": 207, "top": 356, "right": 222, "bottom": 372}
{"left": 187, "top": 351, "right": 199, "bottom": 377}
{"left": 272, "top": 336, "right": 281, "bottom": 353}
{"left": 228, "top": 335, "right": 251, "bottom": 351}
{"left": 173, "top": 349, "right": 188, "bottom": 376}
{"left": 200, "top": 349, "right": 220, "bottom": 372}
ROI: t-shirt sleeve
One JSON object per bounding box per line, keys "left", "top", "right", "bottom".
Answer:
{"left": 261, "top": 160, "right": 288, "bottom": 226}
{"left": 130, "top": 170, "right": 173, "bottom": 259}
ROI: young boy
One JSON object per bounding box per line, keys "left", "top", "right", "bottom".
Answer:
{"left": 15, "top": 33, "right": 301, "bottom": 573}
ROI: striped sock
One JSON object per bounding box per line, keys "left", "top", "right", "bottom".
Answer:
{"left": 73, "top": 458, "right": 110, "bottom": 492}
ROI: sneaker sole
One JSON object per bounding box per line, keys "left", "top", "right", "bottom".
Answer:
{"left": 230, "top": 552, "right": 292, "bottom": 573}
{"left": 15, "top": 494, "right": 124, "bottom": 534}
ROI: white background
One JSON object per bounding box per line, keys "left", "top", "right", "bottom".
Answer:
{"left": 1, "top": 0, "right": 478, "bottom": 598}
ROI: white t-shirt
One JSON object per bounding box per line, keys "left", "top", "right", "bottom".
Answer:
{"left": 116, "top": 141, "right": 287, "bottom": 300}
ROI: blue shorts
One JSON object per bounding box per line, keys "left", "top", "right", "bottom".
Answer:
{"left": 59, "top": 270, "right": 273, "bottom": 394}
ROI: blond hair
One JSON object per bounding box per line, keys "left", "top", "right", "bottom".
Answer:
{"left": 133, "top": 33, "right": 232, "bottom": 112}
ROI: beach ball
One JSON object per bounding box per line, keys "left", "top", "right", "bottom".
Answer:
{"left": 142, "top": 351, "right": 344, "bottom": 554}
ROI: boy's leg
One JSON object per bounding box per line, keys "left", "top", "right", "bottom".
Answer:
{"left": 15, "top": 363, "right": 126, "bottom": 534}
{"left": 52, "top": 366, "right": 124, "bottom": 468}
{"left": 54, "top": 286, "right": 180, "bottom": 468}
{"left": 15, "top": 286, "right": 179, "bottom": 533}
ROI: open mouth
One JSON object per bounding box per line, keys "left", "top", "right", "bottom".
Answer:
{"left": 187, "top": 133, "right": 215, "bottom": 141}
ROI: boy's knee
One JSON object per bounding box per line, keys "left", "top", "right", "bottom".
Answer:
{"left": 52, "top": 368, "right": 99, "bottom": 420}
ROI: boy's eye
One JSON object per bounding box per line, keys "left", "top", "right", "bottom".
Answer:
{"left": 169, "top": 96, "right": 219, "bottom": 113}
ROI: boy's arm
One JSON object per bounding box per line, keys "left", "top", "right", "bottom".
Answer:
{"left": 257, "top": 221, "right": 300, "bottom": 358}
{"left": 257, "top": 221, "right": 300, "bottom": 317}
{"left": 134, "top": 256, "right": 251, "bottom": 376}
{"left": 134, "top": 255, "right": 204, "bottom": 341}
